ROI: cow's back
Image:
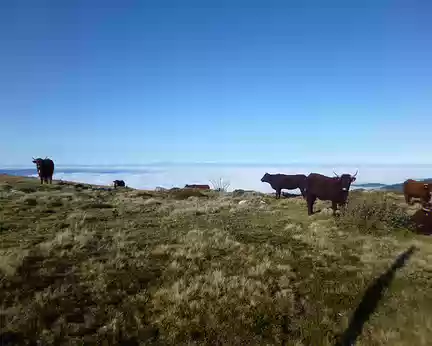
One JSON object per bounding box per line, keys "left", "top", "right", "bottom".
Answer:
{"left": 403, "top": 179, "right": 416, "bottom": 193}
{"left": 40, "top": 159, "right": 55, "bottom": 176}
{"left": 281, "top": 174, "right": 307, "bottom": 189}
{"left": 270, "top": 174, "right": 306, "bottom": 189}
{"left": 404, "top": 179, "right": 430, "bottom": 198}
{"left": 306, "top": 173, "right": 340, "bottom": 200}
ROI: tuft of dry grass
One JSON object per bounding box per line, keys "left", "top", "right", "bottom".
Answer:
{"left": 0, "top": 175, "right": 432, "bottom": 345}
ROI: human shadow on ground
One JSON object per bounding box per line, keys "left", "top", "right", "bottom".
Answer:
{"left": 335, "top": 245, "right": 417, "bottom": 346}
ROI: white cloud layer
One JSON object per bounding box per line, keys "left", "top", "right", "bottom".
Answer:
{"left": 23, "top": 164, "right": 432, "bottom": 193}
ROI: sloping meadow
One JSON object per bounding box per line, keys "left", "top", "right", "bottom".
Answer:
{"left": 1, "top": 176, "right": 431, "bottom": 345}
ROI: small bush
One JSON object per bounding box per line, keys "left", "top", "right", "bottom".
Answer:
{"left": 47, "top": 200, "right": 63, "bottom": 208}
{"left": 24, "top": 198, "right": 37, "bottom": 206}
{"left": 0, "top": 184, "right": 12, "bottom": 191}
{"left": 210, "top": 178, "right": 231, "bottom": 192}
{"left": 18, "top": 187, "right": 37, "bottom": 193}
{"left": 169, "top": 189, "right": 208, "bottom": 200}
{"left": 232, "top": 189, "right": 246, "bottom": 197}
{"left": 81, "top": 202, "right": 113, "bottom": 209}
{"left": 336, "top": 193, "right": 413, "bottom": 233}
{"left": 136, "top": 192, "right": 153, "bottom": 198}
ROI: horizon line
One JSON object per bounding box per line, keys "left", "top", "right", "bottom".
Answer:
{"left": 2, "top": 161, "right": 432, "bottom": 168}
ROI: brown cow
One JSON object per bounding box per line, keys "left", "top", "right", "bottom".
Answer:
{"left": 305, "top": 171, "right": 357, "bottom": 215}
{"left": 184, "top": 184, "right": 210, "bottom": 190}
{"left": 411, "top": 204, "right": 432, "bottom": 235}
{"left": 403, "top": 179, "right": 431, "bottom": 205}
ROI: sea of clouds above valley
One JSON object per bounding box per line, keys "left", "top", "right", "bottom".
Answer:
{"left": 4, "top": 163, "right": 432, "bottom": 193}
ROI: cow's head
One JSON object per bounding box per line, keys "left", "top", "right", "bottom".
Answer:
{"left": 333, "top": 170, "right": 358, "bottom": 191}
{"left": 32, "top": 157, "right": 44, "bottom": 170}
{"left": 261, "top": 173, "right": 271, "bottom": 183}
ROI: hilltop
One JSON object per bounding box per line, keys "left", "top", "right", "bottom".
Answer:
{"left": 1, "top": 174, "right": 432, "bottom": 345}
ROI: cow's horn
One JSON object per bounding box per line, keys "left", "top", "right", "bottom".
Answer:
{"left": 353, "top": 170, "right": 358, "bottom": 177}
{"left": 333, "top": 171, "right": 339, "bottom": 177}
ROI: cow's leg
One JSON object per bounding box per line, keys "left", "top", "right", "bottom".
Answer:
{"left": 49, "top": 176, "right": 53, "bottom": 184}
{"left": 40, "top": 177, "right": 43, "bottom": 184}
{"left": 404, "top": 194, "right": 411, "bottom": 205}
{"left": 300, "top": 188, "right": 306, "bottom": 199}
{"left": 275, "top": 189, "right": 281, "bottom": 199}
{"left": 307, "top": 195, "right": 316, "bottom": 215}
{"left": 331, "top": 201, "right": 338, "bottom": 216}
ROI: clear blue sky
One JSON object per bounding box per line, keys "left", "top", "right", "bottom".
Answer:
{"left": 1, "top": 0, "right": 431, "bottom": 166}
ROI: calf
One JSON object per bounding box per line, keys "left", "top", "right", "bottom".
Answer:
{"left": 305, "top": 171, "right": 357, "bottom": 215}
{"left": 260, "top": 173, "right": 307, "bottom": 199}
{"left": 32, "top": 157, "right": 55, "bottom": 184}
{"left": 403, "top": 179, "right": 431, "bottom": 205}
{"left": 184, "top": 184, "right": 210, "bottom": 190}
{"left": 113, "top": 180, "right": 125, "bottom": 188}
{"left": 411, "top": 204, "right": 432, "bottom": 235}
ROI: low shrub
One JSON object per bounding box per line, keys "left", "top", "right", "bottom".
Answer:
{"left": 336, "top": 193, "right": 413, "bottom": 233}
{"left": 169, "top": 189, "right": 209, "bottom": 200}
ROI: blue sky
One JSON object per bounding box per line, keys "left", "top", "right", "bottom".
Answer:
{"left": 1, "top": 0, "right": 431, "bottom": 166}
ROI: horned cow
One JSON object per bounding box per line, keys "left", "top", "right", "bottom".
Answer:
{"left": 305, "top": 171, "right": 358, "bottom": 215}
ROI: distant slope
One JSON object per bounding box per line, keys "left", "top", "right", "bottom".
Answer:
{"left": 354, "top": 183, "right": 387, "bottom": 189}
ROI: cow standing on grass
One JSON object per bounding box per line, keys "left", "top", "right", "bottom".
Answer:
{"left": 113, "top": 180, "right": 126, "bottom": 189}
{"left": 305, "top": 171, "right": 357, "bottom": 215}
{"left": 403, "top": 179, "right": 431, "bottom": 205}
{"left": 260, "top": 173, "right": 307, "bottom": 199}
{"left": 32, "top": 157, "right": 55, "bottom": 184}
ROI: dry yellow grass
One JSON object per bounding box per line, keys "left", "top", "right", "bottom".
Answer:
{"left": 0, "top": 175, "right": 431, "bottom": 345}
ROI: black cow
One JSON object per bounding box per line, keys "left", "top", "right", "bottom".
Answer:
{"left": 32, "top": 157, "right": 55, "bottom": 184}
{"left": 305, "top": 171, "right": 358, "bottom": 215}
{"left": 113, "top": 180, "right": 125, "bottom": 188}
{"left": 260, "top": 173, "right": 307, "bottom": 199}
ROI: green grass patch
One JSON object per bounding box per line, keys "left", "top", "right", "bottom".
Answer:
{"left": 0, "top": 176, "right": 431, "bottom": 345}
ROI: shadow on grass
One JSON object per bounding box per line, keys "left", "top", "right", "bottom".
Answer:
{"left": 335, "top": 245, "right": 417, "bottom": 346}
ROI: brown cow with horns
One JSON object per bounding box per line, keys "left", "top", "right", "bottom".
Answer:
{"left": 305, "top": 170, "right": 358, "bottom": 215}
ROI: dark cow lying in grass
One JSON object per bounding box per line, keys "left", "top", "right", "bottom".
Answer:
{"left": 260, "top": 173, "right": 307, "bottom": 199}
{"left": 184, "top": 184, "right": 210, "bottom": 190}
{"left": 411, "top": 203, "right": 432, "bottom": 235}
{"left": 113, "top": 180, "right": 126, "bottom": 188}
{"left": 32, "top": 157, "right": 55, "bottom": 184}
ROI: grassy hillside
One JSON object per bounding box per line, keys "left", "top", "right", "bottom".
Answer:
{"left": 1, "top": 175, "right": 431, "bottom": 345}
